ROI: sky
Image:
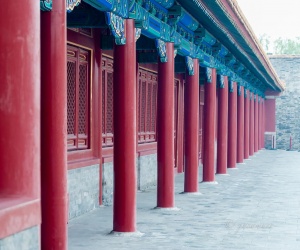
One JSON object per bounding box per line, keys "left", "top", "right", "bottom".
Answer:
{"left": 236, "top": 0, "right": 300, "bottom": 40}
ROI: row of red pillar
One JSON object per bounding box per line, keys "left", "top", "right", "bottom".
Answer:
{"left": 1, "top": 1, "right": 266, "bottom": 247}
{"left": 203, "top": 72, "right": 265, "bottom": 182}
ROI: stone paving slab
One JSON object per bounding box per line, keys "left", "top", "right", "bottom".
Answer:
{"left": 68, "top": 150, "right": 300, "bottom": 250}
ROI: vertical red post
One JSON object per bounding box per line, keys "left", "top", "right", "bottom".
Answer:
{"left": 227, "top": 81, "right": 237, "bottom": 168}
{"left": 41, "top": 0, "right": 68, "bottom": 248}
{"left": 254, "top": 94, "right": 259, "bottom": 152}
{"left": 261, "top": 99, "right": 265, "bottom": 148}
{"left": 203, "top": 68, "right": 217, "bottom": 182}
{"left": 249, "top": 92, "right": 255, "bottom": 156}
{"left": 244, "top": 89, "right": 250, "bottom": 159}
{"left": 237, "top": 85, "right": 245, "bottom": 163}
{"left": 157, "top": 42, "right": 175, "bottom": 207}
{"left": 258, "top": 97, "right": 261, "bottom": 150}
{"left": 216, "top": 76, "right": 229, "bottom": 174}
{"left": 113, "top": 19, "right": 137, "bottom": 232}
{"left": 184, "top": 59, "right": 199, "bottom": 192}
{"left": 0, "top": 0, "right": 40, "bottom": 236}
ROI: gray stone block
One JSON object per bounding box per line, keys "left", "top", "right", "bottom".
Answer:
{"left": 138, "top": 154, "right": 157, "bottom": 190}
{"left": 0, "top": 226, "right": 39, "bottom": 250}
{"left": 269, "top": 57, "right": 300, "bottom": 151}
{"left": 102, "top": 162, "right": 114, "bottom": 206}
{"left": 68, "top": 164, "right": 100, "bottom": 220}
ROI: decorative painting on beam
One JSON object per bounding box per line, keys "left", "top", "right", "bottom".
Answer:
{"left": 65, "top": 0, "right": 267, "bottom": 96}
{"left": 218, "top": 75, "right": 225, "bottom": 88}
{"left": 244, "top": 87, "right": 247, "bottom": 98}
{"left": 229, "top": 80, "right": 234, "bottom": 93}
{"left": 206, "top": 68, "right": 212, "bottom": 83}
{"left": 40, "top": 0, "right": 52, "bottom": 11}
{"left": 237, "top": 85, "right": 242, "bottom": 96}
{"left": 135, "top": 28, "right": 142, "bottom": 41}
{"left": 185, "top": 56, "right": 194, "bottom": 76}
{"left": 155, "top": 39, "right": 168, "bottom": 62}
{"left": 67, "top": 0, "right": 82, "bottom": 13}
{"left": 105, "top": 12, "right": 126, "bottom": 45}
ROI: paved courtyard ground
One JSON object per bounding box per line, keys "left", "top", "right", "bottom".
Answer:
{"left": 69, "top": 150, "right": 300, "bottom": 249}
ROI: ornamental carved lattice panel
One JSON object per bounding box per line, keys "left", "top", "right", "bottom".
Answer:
{"left": 102, "top": 56, "right": 114, "bottom": 147}
{"left": 138, "top": 69, "right": 158, "bottom": 143}
{"left": 101, "top": 60, "right": 158, "bottom": 146}
{"left": 67, "top": 45, "right": 90, "bottom": 151}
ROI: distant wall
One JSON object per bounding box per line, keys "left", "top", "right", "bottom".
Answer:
{"left": 269, "top": 56, "right": 300, "bottom": 150}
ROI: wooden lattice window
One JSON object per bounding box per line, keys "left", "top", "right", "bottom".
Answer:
{"left": 67, "top": 45, "right": 90, "bottom": 151}
{"left": 138, "top": 69, "right": 158, "bottom": 143}
{"left": 102, "top": 56, "right": 114, "bottom": 147}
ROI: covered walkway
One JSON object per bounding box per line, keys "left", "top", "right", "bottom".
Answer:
{"left": 69, "top": 149, "right": 300, "bottom": 249}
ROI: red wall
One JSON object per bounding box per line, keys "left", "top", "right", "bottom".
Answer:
{"left": 265, "top": 99, "right": 276, "bottom": 132}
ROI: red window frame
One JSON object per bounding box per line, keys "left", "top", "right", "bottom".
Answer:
{"left": 101, "top": 56, "right": 114, "bottom": 147}
{"left": 137, "top": 68, "right": 158, "bottom": 143}
{"left": 67, "top": 44, "right": 90, "bottom": 151}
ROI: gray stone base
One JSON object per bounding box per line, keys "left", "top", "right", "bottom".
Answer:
{"left": 137, "top": 154, "right": 157, "bottom": 191}
{"left": 68, "top": 164, "right": 100, "bottom": 220}
{"left": 102, "top": 162, "right": 114, "bottom": 206}
{"left": 0, "top": 226, "right": 39, "bottom": 250}
{"left": 102, "top": 153, "right": 158, "bottom": 206}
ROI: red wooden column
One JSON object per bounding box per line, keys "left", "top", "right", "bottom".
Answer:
{"left": 249, "top": 92, "right": 255, "bottom": 156}
{"left": 237, "top": 85, "right": 245, "bottom": 163}
{"left": 113, "top": 19, "right": 137, "bottom": 232}
{"left": 157, "top": 42, "right": 175, "bottom": 207}
{"left": 244, "top": 89, "right": 250, "bottom": 159}
{"left": 0, "top": 0, "right": 40, "bottom": 239}
{"left": 203, "top": 68, "right": 217, "bottom": 182}
{"left": 254, "top": 94, "right": 259, "bottom": 152}
{"left": 41, "top": 1, "right": 68, "bottom": 248}
{"left": 261, "top": 99, "right": 265, "bottom": 148}
{"left": 216, "top": 75, "right": 228, "bottom": 174}
{"left": 258, "top": 97, "right": 261, "bottom": 150}
{"left": 227, "top": 81, "right": 237, "bottom": 168}
{"left": 184, "top": 59, "right": 199, "bottom": 192}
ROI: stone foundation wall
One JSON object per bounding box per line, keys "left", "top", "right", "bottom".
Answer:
{"left": 0, "top": 226, "right": 39, "bottom": 250}
{"left": 137, "top": 154, "right": 157, "bottom": 190}
{"left": 68, "top": 164, "right": 100, "bottom": 220}
{"left": 102, "top": 161, "right": 114, "bottom": 206}
{"left": 269, "top": 56, "right": 300, "bottom": 151}
{"left": 102, "top": 153, "right": 158, "bottom": 206}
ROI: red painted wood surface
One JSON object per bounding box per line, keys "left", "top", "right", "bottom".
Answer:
{"left": 254, "top": 94, "right": 259, "bottom": 152}
{"left": 0, "top": 0, "right": 41, "bottom": 239}
{"left": 41, "top": 0, "right": 68, "bottom": 248}
{"left": 249, "top": 93, "right": 255, "bottom": 156}
{"left": 138, "top": 69, "right": 158, "bottom": 143}
{"left": 237, "top": 86, "right": 245, "bottom": 163}
{"left": 199, "top": 86, "right": 205, "bottom": 163}
{"left": 216, "top": 76, "right": 229, "bottom": 174}
{"left": 113, "top": 19, "right": 137, "bottom": 232}
{"left": 175, "top": 74, "right": 185, "bottom": 173}
{"left": 228, "top": 82, "right": 237, "bottom": 168}
{"left": 157, "top": 42, "right": 175, "bottom": 207}
{"left": 258, "top": 98, "right": 261, "bottom": 150}
{"left": 67, "top": 45, "right": 90, "bottom": 150}
{"left": 174, "top": 79, "right": 179, "bottom": 169}
{"left": 261, "top": 99, "right": 266, "bottom": 148}
{"left": 244, "top": 90, "right": 250, "bottom": 159}
{"left": 265, "top": 99, "right": 276, "bottom": 132}
{"left": 66, "top": 29, "right": 102, "bottom": 169}
{"left": 203, "top": 68, "right": 217, "bottom": 182}
{"left": 184, "top": 59, "right": 199, "bottom": 192}
{"left": 102, "top": 56, "right": 114, "bottom": 147}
